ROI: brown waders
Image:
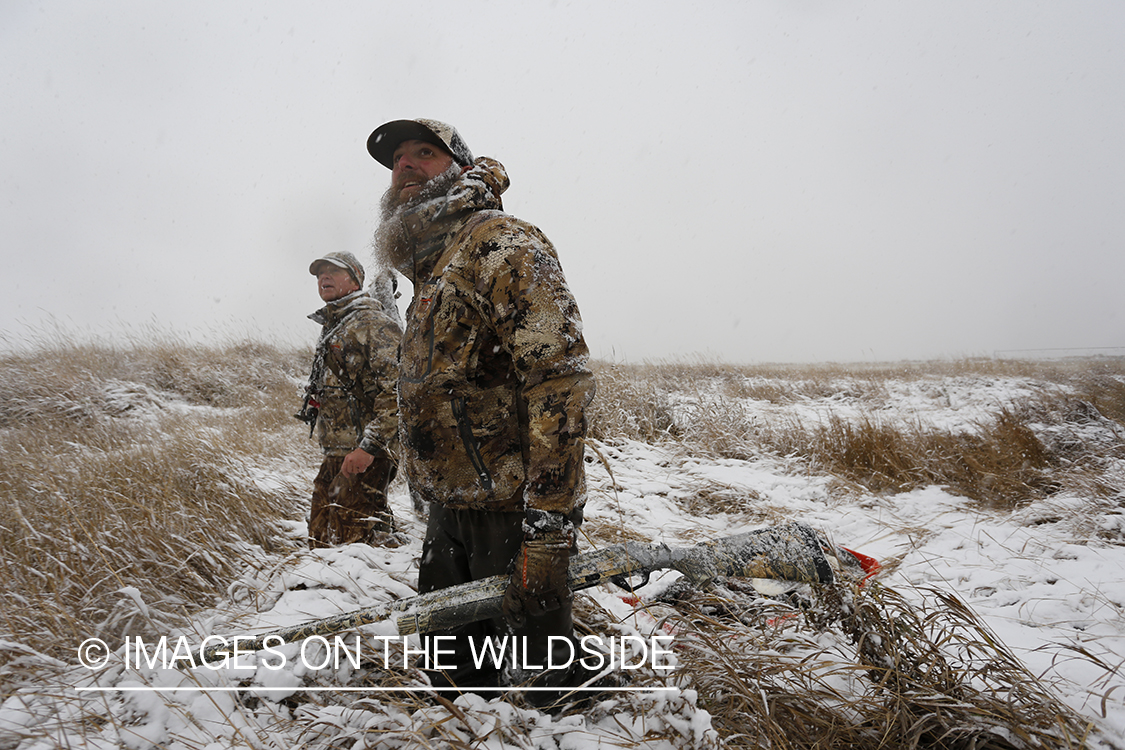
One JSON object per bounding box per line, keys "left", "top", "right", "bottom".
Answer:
{"left": 308, "top": 454, "right": 396, "bottom": 548}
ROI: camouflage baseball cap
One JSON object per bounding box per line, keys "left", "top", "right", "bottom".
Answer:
{"left": 309, "top": 251, "right": 364, "bottom": 287}
{"left": 366, "top": 118, "right": 474, "bottom": 170}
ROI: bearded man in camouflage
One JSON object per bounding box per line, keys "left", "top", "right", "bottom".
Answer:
{"left": 369, "top": 119, "right": 595, "bottom": 699}
{"left": 300, "top": 251, "right": 403, "bottom": 548}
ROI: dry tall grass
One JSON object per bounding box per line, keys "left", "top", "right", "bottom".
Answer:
{"left": 652, "top": 580, "right": 1095, "bottom": 749}
{"left": 3, "top": 342, "right": 1122, "bottom": 748}
{"left": 588, "top": 357, "right": 1125, "bottom": 508}
{"left": 0, "top": 334, "right": 314, "bottom": 678}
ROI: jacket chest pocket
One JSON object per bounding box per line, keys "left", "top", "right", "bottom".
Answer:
{"left": 401, "top": 282, "right": 441, "bottom": 382}
{"left": 401, "top": 282, "right": 481, "bottom": 384}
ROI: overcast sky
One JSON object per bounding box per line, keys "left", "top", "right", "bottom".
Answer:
{"left": 3, "top": 1, "right": 1122, "bottom": 364}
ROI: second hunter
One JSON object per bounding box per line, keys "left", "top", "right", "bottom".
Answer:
{"left": 300, "top": 251, "right": 403, "bottom": 548}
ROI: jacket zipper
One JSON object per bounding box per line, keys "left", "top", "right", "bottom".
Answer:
{"left": 451, "top": 397, "right": 493, "bottom": 491}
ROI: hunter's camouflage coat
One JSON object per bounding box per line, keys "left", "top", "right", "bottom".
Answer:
{"left": 391, "top": 157, "right": 594, "bottom": 516}
{"left": 308, "top": 290, "right": 402, "bottom": 458}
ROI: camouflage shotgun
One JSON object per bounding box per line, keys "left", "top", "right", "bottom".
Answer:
{"left": 180, "top": 521, "right": 854, "bottom": 667}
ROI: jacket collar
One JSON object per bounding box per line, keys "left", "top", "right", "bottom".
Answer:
{"left": 308, "top": 289, "right": 374, "bottom": 327}
{"left": 392, "top": 157, "right": 509, "bottom": 282}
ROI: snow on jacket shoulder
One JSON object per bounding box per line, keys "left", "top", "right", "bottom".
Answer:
{"left": 396, "top": 157, "right": 594, "bottom": 515}
{"left": 310, "top": 291, "right": 402, "bottom": 458}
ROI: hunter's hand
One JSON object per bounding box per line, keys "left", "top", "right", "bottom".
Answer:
{"left": 501, "top": 530, "right": 572, "bottom": 628}
{"left": 340, "top": 448, "right": 375, "bottom": 476}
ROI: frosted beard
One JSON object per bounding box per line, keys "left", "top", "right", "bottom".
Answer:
{"left": 372, "top": 162, "right": 462, "bottom": 278}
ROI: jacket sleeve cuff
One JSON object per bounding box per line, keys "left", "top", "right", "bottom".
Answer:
{"left": 357, "top": 436, "right": 382, "bottom": 455}
{"left": 523, "top": 508, "right": 574, "bottom": 539}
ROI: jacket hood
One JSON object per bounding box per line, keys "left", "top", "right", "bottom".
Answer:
{"left": 392, "top": 156, "right": 509, "bottom": 280}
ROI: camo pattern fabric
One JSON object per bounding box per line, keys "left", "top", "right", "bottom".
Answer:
{"left": 391, "top": 157, "right": 594, "bottom": 515}
{"left": 308, "top": 453, "right": 396, "bottom": 547}
{"left": 308, "top": 290, "right": 402, "bottom": 458}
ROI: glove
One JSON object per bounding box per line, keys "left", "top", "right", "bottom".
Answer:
{"left": 502, "top": 527, "right": 573, "bottom": 628}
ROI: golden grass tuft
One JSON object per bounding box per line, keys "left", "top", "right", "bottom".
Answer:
{"left": 758, "top": 408, "right": 1054, "bottom": 506}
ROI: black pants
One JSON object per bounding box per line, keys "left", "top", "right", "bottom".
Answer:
{"left": 417, "top": 504, "right": 577, "bottom": 691}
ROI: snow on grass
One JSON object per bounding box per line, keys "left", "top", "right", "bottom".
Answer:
{"left": 2, "top": 362, "right": 1124, "bottom": 748}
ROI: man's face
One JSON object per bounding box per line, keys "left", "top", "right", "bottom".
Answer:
{"left": 389, "top": 139, "right": 455, "bottom": 205}
{"left": 315, "top": 264, "right": 360, "bottom": 302}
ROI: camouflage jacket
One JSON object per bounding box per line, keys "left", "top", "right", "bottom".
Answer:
{"left": 390, "top": 157, "right": 595, "bottom": 515}
{"left": 307, "top": 290, "right": 402, "bottom": 458}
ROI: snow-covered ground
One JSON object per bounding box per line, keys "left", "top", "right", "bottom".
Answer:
{"left": 1, "top": 372, "right": 1123, "bottom": 748}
